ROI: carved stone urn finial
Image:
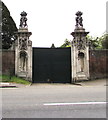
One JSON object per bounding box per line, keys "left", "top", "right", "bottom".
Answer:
{"left": 20, "top": 11, "right": 27, "bottom": 16}
{"left": 75, "top": 11, "right": 83, "bottom": 28}
{"left": 19, "top": 11, "right": 28, "bottom": 28}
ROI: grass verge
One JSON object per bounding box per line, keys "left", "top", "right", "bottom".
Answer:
{"left": 0, "top": 75, "right": 31, "bottom": 85}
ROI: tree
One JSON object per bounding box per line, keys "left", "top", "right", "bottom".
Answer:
{"left": 60, "top": 39, "right": 71, "bottom": 48}
{"left": 86, "top": 35, "right": 102, "bottom": 50}
{"left": 60, "top": 36, "right": 103, "bottom": 49}
{"left": 101, "top": 34, "right": 108, "bottom": 49}
{"left": 87, "top": 34, "right": 108, "bottom": 49}
{"left": 60, "top": 34, "right": 108, "bottom": 49}
{"left": 1, "top": 1, "right": 17, "bottom": 49}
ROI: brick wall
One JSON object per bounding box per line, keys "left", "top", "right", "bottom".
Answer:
{"left": 1, "top": 50, "right": 15, "bottom": 75}
{"left": 89, "top": 50, "right": 108, "bottom": 79}
{"left": 1, "top": 49, "right": 108, "bottom": 79}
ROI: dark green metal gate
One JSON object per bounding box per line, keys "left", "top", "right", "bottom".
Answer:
{"left": 32, "top": 47, "right": 71, "bottom": 83}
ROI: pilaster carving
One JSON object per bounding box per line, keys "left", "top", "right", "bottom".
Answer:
{"left": 71, "top": 11, "right": 90, "bottom": 82}
{"left": 15, "top": 11, "right": 32, "bottom": 81}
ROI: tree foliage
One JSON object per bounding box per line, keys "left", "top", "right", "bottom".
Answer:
{"left": 60, "top": 39, "right": 71, "bottom": 48}
{"left": 101, "top": 34, "right": 108, "bottom": 49}
{"left": 1, "top": 1, "right": 17, "bottom": 49}
{"left": 60, "top": 37, "right": 102, "bottom": 49}
{"left": 87, "top": 34, "right": 108, "bottom": 49}
{"left": 60, "top": 34, "right": 108, "bottom": 50}
{"left": 86, "top": 36, "right": 102, "bottom": 49}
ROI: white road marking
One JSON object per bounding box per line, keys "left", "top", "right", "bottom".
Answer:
{"left": 44, "top": 102, "right": 107, "bottom": 106}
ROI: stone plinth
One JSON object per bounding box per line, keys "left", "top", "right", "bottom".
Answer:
{"left": 71, "top": 27, "right": 90, "bottom": 83}
{"left": 15, "top": 29, "right": 32, "bottom": 81}
{"left": 15, "top": 11, "right": 32, "bottom": 81}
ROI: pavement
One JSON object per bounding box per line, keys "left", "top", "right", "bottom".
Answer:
{"left": 75, "top": 78, "right": 107, "bottom": 86}
{"left": 0, "top": 82, "right": 31, "bottom": 88}
{"left": 2, "top": 79, "right": 106, "bottom": 118}
{"left": 0, "top": 78, "right": 107, "bottom": 88}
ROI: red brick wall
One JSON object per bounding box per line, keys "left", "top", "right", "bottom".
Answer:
{"left": 89, "top": 50, "right": 108, "bottom": 79}
{"left": 1, "top": 49, "right": 108, "bottom": 79}
{"left": 2, "top": 50, "right": 15, "bottom": 75}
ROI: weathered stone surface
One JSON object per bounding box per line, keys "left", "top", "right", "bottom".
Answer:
{"left": 15, "top": 12, "right": 32, "bottom": 81}
{"left": 71, "top": 11, "right": 89, "bottom": 82}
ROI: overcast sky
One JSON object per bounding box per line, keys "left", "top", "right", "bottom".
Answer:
{"left": 2, "top": 0, "right": 107, "bottom": 47}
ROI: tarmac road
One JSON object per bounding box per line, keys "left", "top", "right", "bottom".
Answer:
{"left": 1, "top": 79, "right": 107, "bottom": 118}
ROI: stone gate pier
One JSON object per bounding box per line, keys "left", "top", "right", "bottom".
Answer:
{"left": 71, "top": 11, "right": 90, "bottom": 82}
{"left": 15, "top": 11, "right": 32, "bottom": 81}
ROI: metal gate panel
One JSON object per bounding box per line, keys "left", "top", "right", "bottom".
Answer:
{"left": 32, "top": 47, "right": 71, "bottom": 83}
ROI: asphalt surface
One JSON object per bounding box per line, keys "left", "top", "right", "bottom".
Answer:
{"left": 1, "top": 79, "right": 107, "bottom": 118}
